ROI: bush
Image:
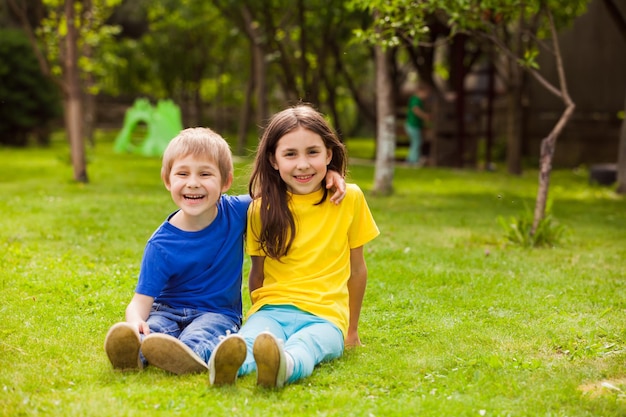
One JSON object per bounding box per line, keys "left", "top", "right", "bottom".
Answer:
{"left": 0, "top": 29, "right": 61, "bottom": 147}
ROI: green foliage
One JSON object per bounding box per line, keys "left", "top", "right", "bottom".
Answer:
{"left": 0, "top": 29, "right": 61, "bottom": 146}
{"left": 498, "top": 202, "right": 566, "bottom": 248}
{"left": 519, "top": 47, "right": 541, "bottom": 70}
{"left": 1, "top": 132, "right": 625, "bottom": 416}
{"left": 351, "top": 0, "right": 591, "bottom": 69}
{"left": 36, "top": 0, "right": 123, "bottom": 93}
{"left": 108, "top": 0, "right": 248, "bottom": 112}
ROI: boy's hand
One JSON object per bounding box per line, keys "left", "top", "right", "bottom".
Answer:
{"left": 132, "top": 320, "right": 151, "bottom": 335}
{"left": 326, "top": 170, "right": 346, "bottom": 204}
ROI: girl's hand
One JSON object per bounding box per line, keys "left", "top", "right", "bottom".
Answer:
{"left": 345, "top": 330, "right": 362, "bottom": 349}
{"left": 326, "top": 170, "right": 346, "bottom": 204}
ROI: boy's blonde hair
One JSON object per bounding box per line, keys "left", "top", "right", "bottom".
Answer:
{"left": 161, "top": 127, "right": 233, "bottom": 186}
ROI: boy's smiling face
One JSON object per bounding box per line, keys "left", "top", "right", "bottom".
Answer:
{"left": 165, "top": 154, "right": 232, "bottom": 230}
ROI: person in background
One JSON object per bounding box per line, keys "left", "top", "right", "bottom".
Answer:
{"left": 405, "top": 83, "right": 431, "bottom": 166}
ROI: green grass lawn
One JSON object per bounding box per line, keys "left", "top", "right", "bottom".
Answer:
{"left": 1, "top": 132, "right": 625, "bottom": 416}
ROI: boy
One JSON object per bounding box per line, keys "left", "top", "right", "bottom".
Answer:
{"left": 104, "top": 127, "right": 250, "bottom": 374}
{"left": 104, "top": 127, "right": 346, "bottom": 375}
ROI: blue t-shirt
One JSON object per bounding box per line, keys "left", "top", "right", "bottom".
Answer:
{"left": 135, "top": 194, "right": 252, "bottom": 324}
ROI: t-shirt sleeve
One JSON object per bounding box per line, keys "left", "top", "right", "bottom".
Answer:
{"left": 135, "top": 240, "right": 170, "bottom": 297}
{"left": 347, "top": 185, "right": 380, "bottom": 248}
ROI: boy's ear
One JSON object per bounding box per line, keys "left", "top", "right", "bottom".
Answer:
{"left": 163, "top": 175, "right": 171, "bottom": 191}
{"left": 221, "top": 172, "right": 234, "bottom": 193}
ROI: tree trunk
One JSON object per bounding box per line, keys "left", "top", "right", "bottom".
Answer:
{"left": 323, "top": 70, "right": 343, "bottom": 141}
{"left": 240, "top": 5, "right": 268, "bottom": 126}
{"left": 82, "top": 0, "right": 95, "bottom": 147}
{"left": 599, "top": 0, "right": 626, "bottom": 193}
{"left": 533, "top": 104, "right": 574, "bottom": 232}
{"left": 617, "top": 89, "right": 626, "bottom": 194}
{"left": 65, "top": 0, "right": 88, "bottom": 183}
{"left": 372, "top": 42, "right": 395, "bottom": 196}
{"left": 331, "top": 41, "right": 376, "bottom": 124}
{"left": 262, "top": 6, "right": 298, "bottom": 102}
{"left": 482, "top": 9, "right": 575, "bottom": 234}
{"left": 485, "top": 45, "right": 496, "bottom": 169}
{"left": 451, "top": 34, "right": 467, "bottom": 167}
{"left": 531, "top": 10, "right": 575, "bottom": 235}
{"left": 506, "top": 14, "right": 524, "bottom": 175}
{"left": 237, "top": 46, "right": 256, "bottom": 156}
{"left": 83, "top": 87, "right": 96, "bottom": 147}
{"left": 506, "top": 60, "right": 523, "bottom": 175}
{"left": 297, "top": 0, "right": 309, "bottom": 101}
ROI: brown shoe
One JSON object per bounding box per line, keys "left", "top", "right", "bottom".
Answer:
{"left": 141, "top": 333, "right": 208, "bottom": 375}
{"left": 208, "top": 334, "right": 247, "bottom": 386}
{"left": 104, "top": 322, "right": 143, "bottom": 370}
{"left": 253, "top": 332, "right": 286, "bottom": 388}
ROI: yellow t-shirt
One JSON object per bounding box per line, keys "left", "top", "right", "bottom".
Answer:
{"left": 246, "top": 183, "right": 380, "bottom": 336}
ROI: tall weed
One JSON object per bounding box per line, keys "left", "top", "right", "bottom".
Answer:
{"left": 498, "top": 201, "right": 566, "bottom": 247}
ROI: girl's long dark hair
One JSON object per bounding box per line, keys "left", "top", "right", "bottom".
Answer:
{"left": 248, "top": 104, "right": 347, "bottom": 259}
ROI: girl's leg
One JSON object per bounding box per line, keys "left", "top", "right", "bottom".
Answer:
{"left": 225, "top": 306, "right": 342, "bottom": 383}
{"left": 283, "top": 319, "right": 344, "bottom": 384}
{"left": 237, "top": 308, "right": 288, "bottom": 376}
{"left": 178, "top": 312, "right": 240, "bottom": 363}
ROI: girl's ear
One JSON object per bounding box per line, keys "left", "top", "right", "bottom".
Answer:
{"left": 325, "top": 148, "right": 333, "bottom": 165}
{"left": 270, "top": 153, "right": 278, "bottom": 170}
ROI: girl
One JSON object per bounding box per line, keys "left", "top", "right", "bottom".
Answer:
{"left": 208, "top": 105, "right": 379, "bottom": 388}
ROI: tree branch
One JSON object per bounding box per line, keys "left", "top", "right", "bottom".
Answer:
{"left": 6, "top": 0, "right": 51, "bottom": 78}
{"left": 479, "top": 30, "right": 562, "bottom": 99}
{"left": 547, "top": 8, "right": 573, "bottom": 108}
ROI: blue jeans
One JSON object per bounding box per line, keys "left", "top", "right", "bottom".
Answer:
{"left": 144, "top": 303, "right": 240, "bottom": 363}
{"left": 405, "top": 123, "right": 422, "bottom": 163}
{"left": 238, "top": 305, "right": 344, "bottom": 384}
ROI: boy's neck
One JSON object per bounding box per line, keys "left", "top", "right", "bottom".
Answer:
{"left": 168, "top": 206, "right": 219, "bottom": 232}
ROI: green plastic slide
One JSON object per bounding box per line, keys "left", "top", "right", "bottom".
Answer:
{"left": 113, "top": 98, "right": 182, "bottom": 157}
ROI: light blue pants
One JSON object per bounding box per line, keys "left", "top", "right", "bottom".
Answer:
{"left": 405, "top": 123, "right": 422, "bottom": 163}
{"left": 238, "top": 305, "right": 344, "bottom": 384}
{"left": 145, "top": 303, "right": 240, "bottom": 364}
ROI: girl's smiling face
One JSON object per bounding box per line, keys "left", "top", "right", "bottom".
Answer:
{"left": 271, "top": 126, "right": 332, "bottom": 195}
